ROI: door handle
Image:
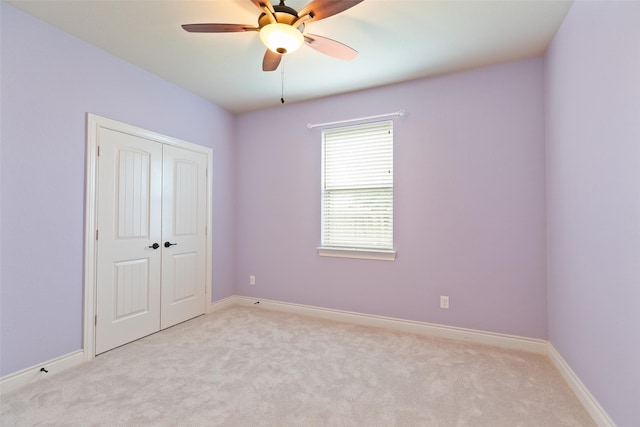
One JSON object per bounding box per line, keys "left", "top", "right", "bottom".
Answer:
{"left": 148, "top": 243, "right": 160, "bottom": 250}
{"left": 164, "top": 242, "right": 177, "bottom": 248}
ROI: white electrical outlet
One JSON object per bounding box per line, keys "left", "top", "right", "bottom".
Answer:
{"left": 440, "top": 296, "right": 449, "bottom": 309}
{"left": 249, "top": 275, "right": 256, "bottom": 286}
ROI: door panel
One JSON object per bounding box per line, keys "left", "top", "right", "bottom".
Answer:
{"left": 160, "top": 145, "right": 207, "bottom": 329}
{"left": 113, "top": 259, "right": 150, "bottom": 319}
{"left": 170, "top": 252, "right": 198, "bottom": 302}
{"left": 95, "top": 128, "right": 162, "bottom": 354}
{"left": 174, "top": 160, "right": 199, "bottom": 235}
{"left": 117, "top": 149, "right": 151, "bottom": 238}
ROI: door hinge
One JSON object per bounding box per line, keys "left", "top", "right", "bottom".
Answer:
{"left": 97, "top": 145, "right": 100, "bottom": 156}
{"left": 95, "top": 315, "right": 97, "bottom": 326}
{"left": 95, "top": 229, "right": 99, "bottom": 240}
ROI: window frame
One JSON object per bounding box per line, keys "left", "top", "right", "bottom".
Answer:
{"left": 317, "top": 120, "right": 396, "bottom": 261}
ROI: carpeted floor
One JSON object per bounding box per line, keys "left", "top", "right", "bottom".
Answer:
{"left": 1, "top": 306, "right": 595, "bottom": 426}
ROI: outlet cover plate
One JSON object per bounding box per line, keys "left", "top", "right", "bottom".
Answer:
{"left": 440, "top": 296, "right": 449, "bottom": 309}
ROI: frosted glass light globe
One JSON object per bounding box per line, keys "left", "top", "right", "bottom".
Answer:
{"left": 259, "top": 23, "right": 304, "bottom": 55}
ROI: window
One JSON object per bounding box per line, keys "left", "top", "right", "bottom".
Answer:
{"left": 318, "top": 120, "right": 395, "bottom": 261}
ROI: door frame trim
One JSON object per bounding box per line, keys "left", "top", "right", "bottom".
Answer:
{"left": 83, "top": 113, "right": 213, "bottom": 360}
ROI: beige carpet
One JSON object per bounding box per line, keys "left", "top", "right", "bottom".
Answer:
{"left": 1, "top": 306, "right": 594, "bottom": 426}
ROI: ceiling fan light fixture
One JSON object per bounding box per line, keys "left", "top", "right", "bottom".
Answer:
{"left": 259, "top": 23, "right": 304, "bottom": 55}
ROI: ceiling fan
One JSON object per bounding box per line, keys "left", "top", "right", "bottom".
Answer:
{"left": 182, "top": 0, "right": 364, "bottom": 71}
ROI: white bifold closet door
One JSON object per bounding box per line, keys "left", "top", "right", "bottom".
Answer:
{"left": 95, "top": 128, "right": 207, "bottom": 355}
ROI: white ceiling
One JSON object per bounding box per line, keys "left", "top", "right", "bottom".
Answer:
{"left": 7, "top": 0, "right": 573, "bottom": 113}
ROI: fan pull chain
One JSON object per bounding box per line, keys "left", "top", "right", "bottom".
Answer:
{"left": 281, "top": 56, "right": 285, "bottom": 104}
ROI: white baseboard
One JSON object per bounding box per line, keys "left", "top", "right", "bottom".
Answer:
{"left": 0, "top": 350, "right": 85, "bottom": 395}
{"left": 233, "top": 295, "right": 548, "bottom": 354}
{"left": 209, "top": 295, "right": 240, "bottom": 313}
{"left": 547, "top": 344, "right": 615, "bottom": 427}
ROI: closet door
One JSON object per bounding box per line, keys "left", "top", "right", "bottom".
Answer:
{"left": 160, "top": 145, "right": 207, "bottom": 328}
{"left": 87, "top": 114, "right": 212, "bottom": 357}
{"left": 95, "top": 128, "right": 163, "bottom": 355}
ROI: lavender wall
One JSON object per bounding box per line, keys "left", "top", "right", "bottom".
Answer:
{"left": 545, "top": 1, "right": 640, "bottom": 425}
{"left": 0, "top": 3, "right": 236, "bottom": 376}
{"left": 235, "top": 57, "right": 547, "bottom": 339}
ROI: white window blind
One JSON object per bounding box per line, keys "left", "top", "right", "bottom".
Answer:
{"left": 321, "top": 120, "right": 393, "bottom": 251}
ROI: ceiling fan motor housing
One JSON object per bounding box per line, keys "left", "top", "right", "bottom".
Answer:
{"left": 258, "top": 5, "right": 305, "bottom": 31}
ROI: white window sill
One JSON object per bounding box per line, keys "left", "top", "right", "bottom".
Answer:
{"left": 316, "top": 247, "right": 397, "bottom": 261}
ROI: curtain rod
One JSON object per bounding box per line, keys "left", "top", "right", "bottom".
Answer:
{"left": 307, "top": 110, "right": 408, "bottom": 130}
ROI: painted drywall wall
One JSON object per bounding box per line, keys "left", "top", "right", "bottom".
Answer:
{"left": 545, "top": 1, "right": 640, "bottom": 425}
{"left": 0, "top": 3, "right": 236, "bottom": 377}
{"left": 235, "top": 57, "right": 547, "bottom": 339}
